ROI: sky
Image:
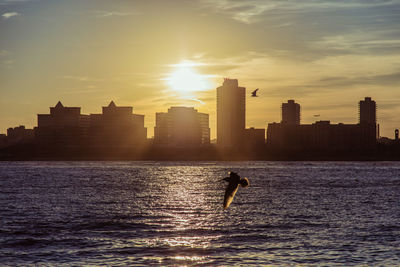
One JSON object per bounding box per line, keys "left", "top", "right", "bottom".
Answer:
{"left": 1, "top": 0, "right": 400, "bottom": 138}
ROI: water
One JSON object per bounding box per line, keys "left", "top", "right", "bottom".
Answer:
{"left": 1, "top": 161, "right": 400, "bottom": 266}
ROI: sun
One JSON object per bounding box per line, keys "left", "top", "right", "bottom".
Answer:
{"left": 166, "top": 61, "right": 212, "bottom": 94}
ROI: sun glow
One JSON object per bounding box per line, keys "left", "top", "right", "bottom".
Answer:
{"left": 166, "top": 61, "right": 212, "bottom": 95}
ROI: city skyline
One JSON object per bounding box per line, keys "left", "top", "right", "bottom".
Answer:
{"left": 0, "top": 90, "right": 384, "bottom": 140}
{"left": 0, "top": 77, "right": 392, "bottom": 142}
{"left": 1, "top": 0, "right": 400, "bottom": 138}
{"left": 0, "top": 92, "right": 387, "bottom": 160}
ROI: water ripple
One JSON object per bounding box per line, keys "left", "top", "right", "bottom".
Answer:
{"left": 1, "top": 161, "right": 400, "bottom": 265}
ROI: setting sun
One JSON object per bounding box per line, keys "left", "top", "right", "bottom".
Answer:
{"left": 166, "top": 61, "right": 212, "bottom": 95}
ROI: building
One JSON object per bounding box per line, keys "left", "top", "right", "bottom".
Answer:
{"left": 267, "top": 121, "right": 375, "bottom": 151}
{"left": 359, "top": 96, "right": 378, "bottom": 140}
{"left": 0, "top": 134, "right": 7, "bottom": 148}
{"left": 198, "top": 112, "right": 211, "bottom": 144}
{"left": 89, "top": 101, "right": 147, "bottom": 149}
{"left": 244, "top": 127, "right": 265, "bottom": 149}
{"left": 35, "top": 101, "right": 90, "bottom": 147}
{"left": 267, "top": 98, "right": 377, "bottom": 151}
{"left": 282, "top": 100, "right": 300, "bottom": 124}
{"left": 154, "top": 106, "right": 210, "bottom": 147}
{"left": 359, "top": 97, "right": 376, "bottom": 124}
{"left": 7, "top": 125, "right": 34, "bottom": 145}
{"left": 217, "top": 78, "right": 245, "bottom": 148}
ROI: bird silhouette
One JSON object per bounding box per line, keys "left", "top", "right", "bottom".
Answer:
{"left": 222, "top": 172, "right": 250, "bottom": 209}
{"left": 251, "top": 88, "right": 259, "bottom": 97}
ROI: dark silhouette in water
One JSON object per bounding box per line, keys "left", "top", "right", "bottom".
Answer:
{"left": 222, "top": 172, "right": 250, "bottom": 209}
{"left": 251, "top": 88, "right": 259, "bottom": 97}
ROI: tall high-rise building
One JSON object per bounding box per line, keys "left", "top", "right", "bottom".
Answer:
{"left": 217, "top": 78, "right": 245, "bottom": 148}
{"left": 282, "top": 100, "right": 300, "bottom": 125}
{"left": 198, "top": 112, "right": 211, "bottom": 144}
{"left": 359, "top": 97, "right": 376, "bottom": 124}
{"left": 359, "top": 96, "right": 378, "bottom": 141}
{"left": 154, "top": 107, "right": 210, "bottom": 147}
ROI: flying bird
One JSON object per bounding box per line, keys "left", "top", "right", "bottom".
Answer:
{"left": 222, "top": 171, "right": 250, "bottom": 209}
{"left": 314, "top": 114, "right": 320, "bottom": 117}
{"left": 251, "top": 88, "right": 259, "bottom": 97}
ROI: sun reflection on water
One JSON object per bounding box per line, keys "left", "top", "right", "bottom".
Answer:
{"left": 130, "top": 166, "right": 226, "bottom": 264}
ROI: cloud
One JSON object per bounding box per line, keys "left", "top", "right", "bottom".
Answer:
{"left": 0, "top": 50, "right": 13, "bottom": 68}
{"left": 0, "top": 59, "right": 14, "bottom": 69}
{"left": 0, "top": 0, "right": 30, "bottom": 5}
{"left": 2, "top": 59, "right": 13, "bottom": 64}
{"left": 63, "top": 75, "right": 90, "bottom": 82}
{"left": 195, "top": 0, "right": 400, "bottom": 65}
{"left": 61, "top": 87, "right": 101, "bottom": 95}
{"left": 315, "top": 71, "right": 400, "bottom": 88}
{"left": 199, "top": 0, "right": 400, "bottom": 24}
{"left": 312, "top": 30, "right": 400, "bottom": 55}
{"left": 185, "top": 49, "right": 400, "bottom": 102}
{"left": 2, "top": 11, "right": 20, "bottom": 19}
{"left": 62, "top": 75, "right": 103, "bottom": 82}
{"left": 91, "top": 10, "right": 133, "bottom": 18}
{"left": 0, "top": 50, "right": 10, "bottom": 56}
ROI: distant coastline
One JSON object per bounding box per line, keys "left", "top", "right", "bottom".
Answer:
{"left": 2, "top": 142, "right": 400, "bottom": 161}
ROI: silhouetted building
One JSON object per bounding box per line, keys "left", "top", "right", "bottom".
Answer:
{"left": 395, "top": 129, "right": 399, "bottom": 141}
{"left": 198, "top": 112, "right": 211, "bottom": 144}
{"left": 282, "top": 100, "right": 300, "bottom": 124}
{"left": 244, "top": 127, "right": 265, "bottom": 149}
{"left": 35, "top": 101, "right": 90, "bottom": 148}
{"left": 267, "top": 98, "right": 377, "bottom": 152}
{"left": 268, "top": 121, "right": 376, "bottom": 151}
{"left": 0, "top": 134, "right": 7, "bottom": 148}
{"left": 154, "top": 106, "right": 210, "bottom": 147}
{"left": 217, "top": 78, "right": 245, "bottom": 148}
{"left": 7, "top": 125, "right": 34, "bottom": 145}
{"left": 359, "top": 97, "right": 376, "bottom": 124}
{"left": 89, "top": 101, "right": 147, "bottom": 149}
{"left": 378, "top": 136, "right": 394, "bottom": 145}
{"left": 359, "top": 97, "right": 378, "bottom": 141}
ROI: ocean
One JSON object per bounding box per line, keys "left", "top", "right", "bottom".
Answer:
{"left": 0, "top": 161, "right": 399, "bottom": 266}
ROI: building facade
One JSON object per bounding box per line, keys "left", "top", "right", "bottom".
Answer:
{"left": 35, "top": 101, "right": 90, "bottom": 147}
{"left": 282, "top": 100, "right": 300, "bottom": 125}
{"left": 267, "top": 121, "right": 376, "bottom": 151}
{"left": 359, "top": 97, "right": 376, "bottom": 124}
{"left": 217, "top": 78, "right": 245, "bottom": 148}
{"left": 244, "top": 127, "right": 265, "bottom": 149}
{"left": 198, "top": 112, "right": 211, "bottom": 145}
{"left": 267, "top": 98, "right": 377, "bottom": 151}
{"left": 7, "top": 125, "right": 34, "bottom": 145}
{"left": 154, "top": 106, "right": 210, "bottom": 147}
{"left": 0, "top": 134, "right": 7, "bottom": 148}
{"left": 89, "top": 101, "right": 147, "bottom": 149}
{"left": 359, "top": 97, "right": 378, "bottom": 140}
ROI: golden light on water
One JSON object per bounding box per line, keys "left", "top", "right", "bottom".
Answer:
{"left": 166, "top": 61, "right": 213, "bottom": 96}
{"left": 135, "top": 167, "right": 218, "bottom": 265}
